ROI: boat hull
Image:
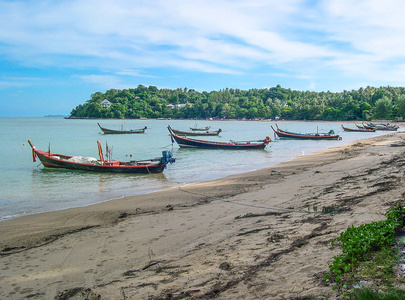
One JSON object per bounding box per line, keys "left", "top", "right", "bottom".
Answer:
{"left": 168, "top": 126, "right": 269, "bottom": 150}
{"left": 171, "top": 128, "right": 222, "bottom": 136}
{"left": 274, "top": 130, "right": 340, "bottom": 140}
{"left": 34, "top": 150, "right": 166, "bottom": 173}
{"left": 341, "top": 125, "right": 375, "bottom": 132}
{"left": 364, "top": 123, "right": 398, "bottom": 131}
{"left": 98, "top": 123, "right": 146, "bottom": 134}
{"left": 190, "top": 126, "right": 211, "bottom": 131}
{"left": 27, "top": 138, "right": 173, "bottom": 174}
{"left": 271, "top": 125, "right": 340, "bottom": 140}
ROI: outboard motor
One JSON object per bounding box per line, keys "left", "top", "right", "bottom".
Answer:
{"left": 161, "top": 151, "right": 175, "bottom": 165}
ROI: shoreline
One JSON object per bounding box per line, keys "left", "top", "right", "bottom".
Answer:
{"left": 0, "top": 133, "right": 380, "bottom": 251}
{"left": 1, "top": 120, "right": 394, "bottom": 223}
{"left": 1, "top": 131, "right": 405, "bottom": 299}
{"left": 2, "top": 119, "right": 372, "bottom": 223}
{"left": 0, "top": 120, "right": 354, "bottom": 223}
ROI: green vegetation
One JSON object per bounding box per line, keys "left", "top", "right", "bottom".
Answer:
{"left": 349, "top": 287, "right": 405, "bottom": 299}
{"left": 325, "top": 202, "right": 405, "bottom": 297}
{"left": 69, "top": 84, "right": 405, "bottom": 120}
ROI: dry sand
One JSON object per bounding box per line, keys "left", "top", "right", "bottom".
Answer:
{"left": 1, "top": 130, "right": 405, "bottom": 299}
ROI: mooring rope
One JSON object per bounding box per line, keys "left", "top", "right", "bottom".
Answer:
{"left": 146, "top": 165, "right": 151, "bottom": 174}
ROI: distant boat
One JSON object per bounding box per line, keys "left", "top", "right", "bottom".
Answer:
{"left": 271, "top": 124, "right": 341, "bottom": 140}
{"left": 170, "top": 127, "right": 222, "bottom": 136}
{"left": 341, "top": 124, "right": 376, "bottom": 132}
{"left": 28, "top": 140, "right": 174, "bottom": 174}
{"left": 190, "top": 126, "right": 211, "bottom": 131}
{"left": 98, "top": 123, "right": 147, "bottom": 134}
{"left": 168, "top": 126, "right": 271, "bottom": 149}
{"left": 364, "top": 122, "right": 398, "bottom": 131}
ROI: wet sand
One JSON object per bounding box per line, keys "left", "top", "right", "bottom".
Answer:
{"left": 0, "top": 130, "right": 404, "bottom": 299}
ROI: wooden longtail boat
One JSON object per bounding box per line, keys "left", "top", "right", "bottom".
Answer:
{"left": 170, "top": 127, "right": 222, "bottom": 136}
{"left": 98, "top": 123, "right": 147, "bottom": 134}
{"left": 28, "top": 140, "right": 174, "bottom": 173}
{"left": 363, "top": 123, "right": 398, "bottom": 131}
{"left": 190, "top": 126, "right": 211, "bottom": 131}
{"left": 271, "top": 124, "right": 341, "bottom": 140}
{"left": 168, "top": 126, "right": 271, "bottom": 149}
{"left": 341, "top": 125, "right": 376, "bottom": 132}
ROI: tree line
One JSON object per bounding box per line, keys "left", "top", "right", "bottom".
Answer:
{"left": 68, "top": 84, "right": 405, "bottom": 120}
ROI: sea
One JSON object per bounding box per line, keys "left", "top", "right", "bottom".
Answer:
{"left": 0, "top": 117, "right": 397, "bottom": 221}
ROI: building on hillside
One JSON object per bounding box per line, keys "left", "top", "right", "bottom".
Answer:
{"left": 100, "top": 99, "right": 111, "bottom": 109}
{"left": 167, "top": 103, "right": 188, "bottom": 109}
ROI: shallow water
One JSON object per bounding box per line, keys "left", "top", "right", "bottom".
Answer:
{"left": 0, "top": 118, "right": 393, "bottom": 220}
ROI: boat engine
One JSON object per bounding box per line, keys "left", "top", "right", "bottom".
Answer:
{"left": 161, "top": 151, "right": 175, "bottom": 165}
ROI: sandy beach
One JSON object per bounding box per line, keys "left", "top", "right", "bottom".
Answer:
{"left": 1, "top": 130, "right": 405, "bottom": 299}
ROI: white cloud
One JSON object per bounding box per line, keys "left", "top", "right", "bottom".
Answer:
{"left": 0, "top": 1, "right": 329, "bottom": 69}
{"left": 0, "top": 76, "right": 43, "bottom": 89}
{"left": 116, "top": 69, "right": 157, "bottom": 78}
{"left": 75, "top": 74, "right": 123, "bottom": 89}
{"left": 1, "top": 0, "right": 405, "bottom": 91}
{"left": 317, "top": 1, "right": 405, "bottom": 72}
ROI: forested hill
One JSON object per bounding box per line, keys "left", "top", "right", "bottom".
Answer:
{"left": 68, "top": 84, "right": 405, "bottom": 121}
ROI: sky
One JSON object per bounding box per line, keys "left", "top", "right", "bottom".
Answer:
{"left": 1, "top": 0, "right": 405, "bottom": 117}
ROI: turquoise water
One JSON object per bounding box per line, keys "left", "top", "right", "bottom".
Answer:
{"left": 0, "top": 118, "right": 393, "bottom": 221}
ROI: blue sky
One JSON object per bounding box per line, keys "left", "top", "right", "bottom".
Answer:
{"left": 1, "top": 0, "right": 405, "bottom": 117}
